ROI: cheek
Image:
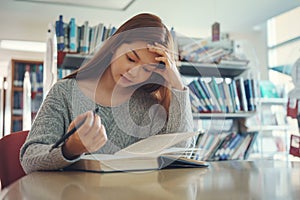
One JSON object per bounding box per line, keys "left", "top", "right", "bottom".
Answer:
{"left": 137, "top": 72, "right": 153, "bottom": 82}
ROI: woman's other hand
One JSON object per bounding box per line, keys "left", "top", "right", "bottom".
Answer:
{"left": 147, "top": 42, "right": 185, "bottom": 91}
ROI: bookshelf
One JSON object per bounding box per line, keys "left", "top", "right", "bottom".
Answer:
{"left": 49, "top": 15, "right": 116, "bottom": 79}
{"left": 248, "top": 97, "right": 290, "bottom": 159}
{"left": 177, "top": 36, "right": 259, "bottom": 161}
{"left": 178, "top": 61, "right": 248, "bottom": 78}
{"left": 4, "top": 59, "right": 44, "bottom": 134}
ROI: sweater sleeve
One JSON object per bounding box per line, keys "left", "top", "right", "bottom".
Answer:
{"left": 166, "top": 87, "right": 194, "bottom": 133}
{"left": 166, "top": 87, "right": 196, "bottom": 148}
{"left": 20, "top": 81, "right": 81, "bottom": 174}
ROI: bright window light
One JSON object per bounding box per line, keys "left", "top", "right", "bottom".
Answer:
{"left": 0, "top": 40, "right": 46, "bottom": 52}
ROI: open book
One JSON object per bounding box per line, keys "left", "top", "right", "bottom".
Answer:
{"left": 66, "top": 131, "right": 209, "bottom": 173}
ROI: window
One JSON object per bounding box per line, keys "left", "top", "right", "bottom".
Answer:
{"left": 267, "top": 6, "right": 300, "bottom": 92}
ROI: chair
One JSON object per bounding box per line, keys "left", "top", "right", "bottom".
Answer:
{"left": 0, "top": 130, "right": 29, "bottom": 189}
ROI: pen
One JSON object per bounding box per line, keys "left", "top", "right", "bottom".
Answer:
{"left": 49, "top": 108, "right": 99, "bottom": 152}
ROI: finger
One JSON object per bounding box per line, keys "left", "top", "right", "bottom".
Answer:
{"left": 154, "top": 42, "right": 176, "bottom": 59}
{"left": 154, "top": 42, "right": 167, "bottom": 50}
{"left": 147, "top": 44, "right": 166, "bottom": 56}
{"left": 90, "top": 125, "right": 107, "bottom": 152}
{"left": 155, "top": 57, "right": 168, "bottom": 66}
{"left": 83, "top": 113, "right": 102, "bottom": 143}
{"left": 77, "top": 111, "right": 94, "bottom": 136}
{"left": 67, "top": 111, "right": 89, "bottom": 132}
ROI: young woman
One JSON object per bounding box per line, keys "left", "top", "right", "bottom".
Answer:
{"left": 20, "top": 13, "right": 194, "bottom": 173}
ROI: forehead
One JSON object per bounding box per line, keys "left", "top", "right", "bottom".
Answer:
{"left": 116, "top": 41, "right": 159, "bottom": 64}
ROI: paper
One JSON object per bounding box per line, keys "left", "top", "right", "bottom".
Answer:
{"left": 66, "top": 131, "right": 210, "bottom": 172}
{"left": 115, "top": 132, "right": 200, "bottom": 157}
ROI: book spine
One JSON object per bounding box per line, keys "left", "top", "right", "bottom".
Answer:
{"left": 218, "top": 80, "right": 229, "bottom": 112}
{"left": 230, "top": 79, "right": 241, "bottom": 112}
{"left": 188, "top": 81, "right": 208, "bottom": 110}
{"left": 80, "top": 21, "right": 90, "bottom": 54}
{"left": 204, "top": 80, "right": 222, "bottom": 112}
{"left": 244, "top": 79, "right": 256, "bottom": 111}
{"left": 63, "top": 22, "right": 69, "bottom": 52}
{"left": 189, "top": 91, "right": 208, "bottom": 112}
{"left": 196, "top": 79, "right": 214, "bottom": 111}
{"left": 56, "top": 15, "right": 65, "bottom": 51}
{"left": 69, "top": 18, "right": 78, "bottom": 53}
{"left": 222, "top": 80, "right": 234, "bottom": 113}
{"left": 235, "top": 77, "right": 248, "bottom": 112}
{"left": 210, "top": 77, "right": 227, "bottom": 112}
{"left": 243, "top": 132, "right": 258, "bottom": 159}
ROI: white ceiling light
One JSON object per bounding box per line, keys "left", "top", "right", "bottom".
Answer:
{"left": 0, "top": 40, "right": 46, "bottom": 52}
{"left": 15, "top": 0, "right": 136, "bottom": 11}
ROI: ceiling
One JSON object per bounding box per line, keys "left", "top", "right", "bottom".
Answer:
{"left": 0, "top": 0, "right": 299, "bottom": 42}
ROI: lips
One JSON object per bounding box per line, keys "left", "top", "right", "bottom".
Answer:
{"left": 120, "top": 74, "right": 133, "bottom": 83}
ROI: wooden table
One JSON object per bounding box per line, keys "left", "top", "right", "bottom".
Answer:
{"left": 1, "top": 159, "right": 300, "bottom": 199}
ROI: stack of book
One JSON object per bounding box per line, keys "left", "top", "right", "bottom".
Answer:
{"left": 192, "top": 131, "right": 258, "bottom": 161}
{"left": 55, "top": 15, "right": 117, "bottom": 55}
{"left": 177, "top": 37, "right": 249, "bottom": 67}
{"left": 188, "top": 77, "right": 258, "bottom": 113}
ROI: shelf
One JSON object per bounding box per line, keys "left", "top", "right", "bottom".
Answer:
{"left": 260, "top": 98, "right": 287, "bottom": 105}
{"left": 178, "top": 61, "right": 249, "bottom": 78}
{"left": 60, "top": 56, "right": 249, "bottom": 77}
{"left": 192, "top": 112, "right": 256, "bottom": 119}
{"left": 60, "top": 53, "right": 92, "bottom": 69}
{"left": 247, "top": 125, "right": 290, "bottom": 132}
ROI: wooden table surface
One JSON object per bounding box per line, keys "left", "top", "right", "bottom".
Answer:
{"left": 1, "top": 159, "right": 300, "bottom": 200}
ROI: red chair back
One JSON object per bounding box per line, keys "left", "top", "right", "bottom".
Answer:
{"left": 0, "top": 130, "right": 29, "bottom": 189}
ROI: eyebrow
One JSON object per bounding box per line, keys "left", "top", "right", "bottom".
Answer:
{"left": 130, "top": 49, "right": 140, "bottom": 60}
{"left": 130, "top": 48, "right": 158, "bottom": 68}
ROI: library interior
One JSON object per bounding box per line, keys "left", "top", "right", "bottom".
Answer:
{"left": 1, "top": 0, "right": 300, "bottom": 199}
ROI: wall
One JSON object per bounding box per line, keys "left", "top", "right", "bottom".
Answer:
{"left": 230, "top": 23, "right": 269, "bottom": 80}
{"left": 0, "top": 49, "right": 44, "bottom": 77}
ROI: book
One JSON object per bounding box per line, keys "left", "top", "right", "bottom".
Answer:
{"left": 66, "top": 132, "right": 209, "bottom": 173}
{"left": 229, "top": 79, "right": 241, "bottom": 112}
{"left": 55, "top": 15, "right": 64, "bottom": 51}
{"left": 244, "top": 79, "right": 256, "bottom": 111}
{"left": 209, "top": 77, "right": 227, "bottom": 112}
{"left": 235, "top": 77, "right": 248, "bottom": 112}
{"left": 69, "top": 18, "right": 78, "bottom": 53}
{"left": 203, "top": 80, "right": 222, "bottom": 112}
{"left": 222, "top": 79, "right": 234, "bottom": 113}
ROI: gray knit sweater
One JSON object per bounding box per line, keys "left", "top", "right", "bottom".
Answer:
{"left": 20, "top": 78, "right": 194, "bottom": 173}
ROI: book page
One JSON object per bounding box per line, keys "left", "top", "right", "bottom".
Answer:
{"left": 115, "top": 132, "right": 200, "bottom": 157}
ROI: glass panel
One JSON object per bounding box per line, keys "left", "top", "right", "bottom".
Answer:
{"left": 268, "top": 40, "right": 300, "bottom": 68}
{"left": 267, "top": 6, "right": 300, "bottom": 47}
